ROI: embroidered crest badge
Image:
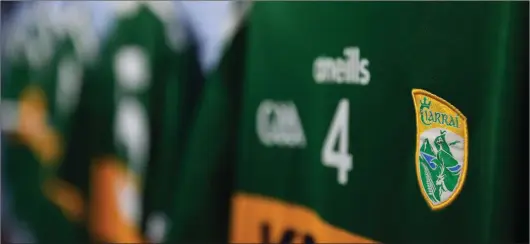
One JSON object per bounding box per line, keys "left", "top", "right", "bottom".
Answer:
{"left": 412, "top": 89, "right": 468, "bottom": 210}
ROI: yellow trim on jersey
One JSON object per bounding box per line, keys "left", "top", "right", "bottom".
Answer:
{"left": 17, "top": 85, "right": 63, "bottom": 165}
{"left": 231, "top": 192, "right": 377, "bottom": 243}
{"left": 89, "top": 157, "right": 145, "bottom": 243}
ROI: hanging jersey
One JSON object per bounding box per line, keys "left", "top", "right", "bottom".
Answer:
{"left": 1, "top": 2, "right": 115, "bottom": 243}
{"left": 1, "top": 5, "right": 40, "bottom": 243}
{"left": 83, "top": 2, "right": 203, "bottom": 243}
{"left": 168, "top": 2, "right": 528, "bottom": 243}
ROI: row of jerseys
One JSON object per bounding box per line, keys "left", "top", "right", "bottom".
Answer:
{"left": 2, "top": 1, "right": 528, "bottom": 244}
{"left": 1, "top": 1, "right": 238, "bottom": 243}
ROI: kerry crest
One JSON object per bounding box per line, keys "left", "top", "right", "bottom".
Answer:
{"left": 412, "top": 89, "right": 468, "bottom": 210}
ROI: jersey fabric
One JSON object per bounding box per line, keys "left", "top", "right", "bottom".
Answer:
{"left": 1, "top": 2, "right": 112, "bottom": 243}
{"left": 81, "top": 2, "right": 203, "bottom": 243}
{"left": 168, "top": 2, "right": 528, "bottom": 243}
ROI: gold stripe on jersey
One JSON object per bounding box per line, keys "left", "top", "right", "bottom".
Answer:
{"left": 231, "top": 192, "right": 377, "bottom": 244}
{"left": 17, "top": 85, "right": 62, "bottom": 165}
{"left": 89, "top": 157, "right": 145, "bottom": 243}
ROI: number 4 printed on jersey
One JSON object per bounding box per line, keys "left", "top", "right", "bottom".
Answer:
{"left": 322, "top": 99, "right": 353, "bottom": 185}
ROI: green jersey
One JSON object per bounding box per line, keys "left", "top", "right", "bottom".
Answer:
{"left": 169, "top": 2, "right": 528, "bottom": 244}
{"left": 1, "top": 2, "right": 109, "bottom": 243}
{"left": 83, "top": 2, "right": 203, "bottom": 243}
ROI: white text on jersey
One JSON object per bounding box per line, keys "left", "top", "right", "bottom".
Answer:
{"left": 313, "top": 47, "right": 370, "bottom": 85}
{"left": 256, "top": 100, "right": 306, "bottom": 148}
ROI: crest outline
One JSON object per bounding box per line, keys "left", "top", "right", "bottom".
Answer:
{"left": 412, "top": 89, "right": 468, "bottom": 211}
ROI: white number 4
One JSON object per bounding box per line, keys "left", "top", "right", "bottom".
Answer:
{"left": 321, "top": 99, "right": 353, "bottom": 185}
